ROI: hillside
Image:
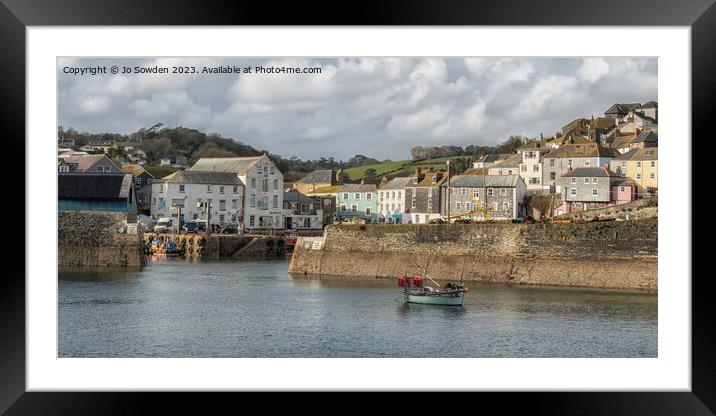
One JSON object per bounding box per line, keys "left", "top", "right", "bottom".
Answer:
{"left": 342, "top": 156, "right": 472, "bottom": 181}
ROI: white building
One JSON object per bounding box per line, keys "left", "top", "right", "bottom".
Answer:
{"left": 516, "top": 141, "right": 551, "bottom": 195}
{"left": 189, "top": 155, "right": 284, "bottom": 230}
{"left": 150, "top": 170, "right": 244, "bottom": 227}
{"left": 377, "top": 177, "right": 411, "bottom": 224}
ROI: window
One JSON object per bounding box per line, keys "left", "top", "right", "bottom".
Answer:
{"left": 533, "top": 165, "right": 539, "bottom": 172}
{"left": 366, "top": 208, "right": 372, "bottom": 215}
{"left": 550, "top": 172, "right": 556, "bottom": 180}
{"left": 270, "top": 166, "right": 275, "bottom": 174}
{"left": 503, "top": 202, "right": 510, "bottom": 211}
{"left": 650, "top": 161, "right": 656, "bottom": 168}
{"left": 456, "top": 202, "right": 462, "bottom": 211}
{"left": 379, "top": 192, "right": 384, "bottom": 201}
{"left": 219, "top": 200, "right": 226, "bottom": 211}
{"left": 574, "top": 202, "right": 583, "bottom": 208}
{"left": 159, "top": 184, "right": 165, "bottom": 193}
{"left": 637, "top": 161, "right": 642, "bottom": 168}
{"left": 251, "top": 178, "right": 256, "bottom": 189}
{"left": 262, "top": 179, "right": 269, "bottom": 192}
{"left": 474, "top": 190, "right": 479, "bottom": 199}
{"left": 620, "top": 186, "right": 625, "bottom": 192}
{"left": 584, "top": 159, "right": 591, "bottom": 166}
{"left": 232, "top": 199, "right": 238, "bottom": 209}
{"left": 424, "top": 215, "right": 429, "bottom": 223}
{"left": 412, "top": 199, "right": 416, "bottom": 208}
{"left": 465, "top": 202, "right": 471, "bottom": 211}
{"left": 398, "top": 192, "right": 401, "bottom": 199}
{"left": 584, "top": 178, "right": 589, "bottom": 184}
{"left": 521, "top": 165, "right": 527, "bottom": 172}
{"left": 263, "top": 166, "right": 268, "bottom": 176}
{"left": 487, "top": 188, "right": 493, "bottom": 196}
{"left": 233, "top": 186, "right": 238, "bottom": 194}
{"left": 219, "top": 214, "right": 225, "bottom": 222}
{"left": 650, "top": 173, "right": 655, "bottom": 179}
{"left": 250, "top": 194, "right": 256, "bottom": 207}
{"left": 592, "top": 189, "right": 598, "bottom": 196}
{"left": 355, "top": 193, "right": 361, "bottom": 200}
{"left": 571, "top": 177, "right": 576, "bottom": 184}
{"left": 340, "top": 205, "right": 346, "bottom": 212}
{"left": 250, "top": 215, "right": 255, "bottom": 227}
{"left": 636, "top": 173, "right": 642, "bottom": 179}
{"left": 343, "top": 193, "right": 349, "bottom": 200}
{"left": 153, "top": 198, "right": 156, "bottom": 205}
{"left": 193, "top": 213, "right": 198, "bottom": 220}
{"left": 397, "top": 203, "right": 401, "bottom": 211}
{"left": 367, "top": 193, "right": 372, "bottom": 200}
{"left": 571, "top": 188, "right": 576, "bottom": 196}
{"left": 391, "top": 191, "right": 395, "bottom": 199}
{"left": 273, "top": 179, "right": 278, "bottom": 191}
{"left": 351, "top": 205, "right": 357, "bottom": 212}
{"left": 219, "top": 186, "right": 225, "bottom": 194}
{"left": 379, "top": 204, "right": 383, "bottom": 211}
{"left": 207, "top": 185, "right": 212, "bottom": 193}
{"left": 262, "top": 196, "right": 268, "bottom": 209}
{"left": 273, "top": 195, "right": 278, "bottom": 208}
{"left": 549, "top": 159, "right": 555, "bottom": 167}
{"left": 592, "top": 178, "right": 598, "bottom": 184}
{"left": 500, "top": 188, "right": 506, "bottom": 196}
{"left": 391, "top": 203, "right": 395, "bottom": 211}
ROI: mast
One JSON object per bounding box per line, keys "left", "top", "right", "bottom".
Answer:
{"left": 446, "top": 160, "right": 451, "bottom": 222}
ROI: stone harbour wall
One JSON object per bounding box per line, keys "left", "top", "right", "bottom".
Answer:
{"left": 288, "top": 220, "right": 657, "bottom": 290}
{"left": 59, "top": 211, "right": 146, "bottom": 267}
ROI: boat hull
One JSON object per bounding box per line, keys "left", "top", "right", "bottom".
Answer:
{"left": 404, "top": 291, "right": 464, "bottom": 306}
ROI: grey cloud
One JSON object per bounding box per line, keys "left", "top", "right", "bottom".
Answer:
{"left": 58, "top": 57, "right": 657, "bottom": 161}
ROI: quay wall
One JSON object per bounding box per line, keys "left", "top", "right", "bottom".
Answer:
{"left": 288, "top": 220, "right": 658, "bottom": 290}
{"left": 58, "top": 211, "right": 145, "bottom": 267}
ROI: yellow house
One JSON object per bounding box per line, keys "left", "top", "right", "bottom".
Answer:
{"left": 610, "top": 147, "right": 657, "bottom": 195}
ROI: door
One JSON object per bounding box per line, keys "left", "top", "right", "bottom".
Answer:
{"left": 284, "top": 217, "right": 292, "bottom": 229}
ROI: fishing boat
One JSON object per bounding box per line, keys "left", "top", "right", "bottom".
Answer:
{"left": 398, "top": 274, "right": 468, "bottom": 306}
{"left": 151, "top": 239, "right": 182, "bottom": 256}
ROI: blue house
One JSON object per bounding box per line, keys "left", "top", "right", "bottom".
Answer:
{"left": 58, "top": 173, "right": 137, "bottom": 214}
{"left": 336, "top": 183, "right": 378, "bottom": 222}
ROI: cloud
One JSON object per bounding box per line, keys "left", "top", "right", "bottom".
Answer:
{"left": 578, "top": 58, "right": 610, "bottom": 82}
{"left": 59, "top": 57, "right": 658, "bottom": 160}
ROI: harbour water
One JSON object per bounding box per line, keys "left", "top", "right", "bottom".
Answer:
{"left": 58, "top": 258, "right": 657, "bottom": 358}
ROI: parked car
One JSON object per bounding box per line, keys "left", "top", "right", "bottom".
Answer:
{"left": 182, "top": 220, "right": 207, "bottom": 233}
{"left": 221, "top": 223, "right": 239, "bottom": 233}
{"left": 154, "top": 217, "right": 174, "bottom": 233}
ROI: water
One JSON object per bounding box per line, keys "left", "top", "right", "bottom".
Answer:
{"left": 58, "top": 258, "right": 657, "bottom": 358}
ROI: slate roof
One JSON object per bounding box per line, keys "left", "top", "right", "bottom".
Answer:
{"left": 562, "top": 167, "right": 619, "bottom": 178}
{"left": 543, "top": 143, "right": 618, "bottom": 158}
{"left": 340, "top": 183, "right": 378, "bottom": 193}
{"left": 631, "top": 130, "right": 658, "bottom": 144}
{"left": 475, "top": 153, "right": 510, "bottom": 164}
{"left": 58, "top": 154, "right": 114, "bottom": 172}
{"left": 489, "top": 154, "right": 522, "bottom": 169}
{"left": 610, "top": 134, "right": 638, "bottom": 149}
{"left": 605, "top": 103, "right": 641, "bottom": 115}
{"left": 379, "top": 176, "right": 413, "bottom": 190}
{"left": 296, "top": 169, "right": 338, "bottom": 185}
{"left": 283, "top": 191, "right": 320, "bottom": 203}
{"left": 517, "top": 139, "right": 550, "bottom": 151}
{"left": 157, "top": 170, "right": 244, "bottom": 185}
{"left": 444, "top": 175, "right": 522, "bottom": 188}
{"left": 121, "top": 164, "right": 153, "bottom": 177}
{"left": 614, "top": 148, "right": 658, "bottom": 161}
{"left": 58, "top": 173, "right": 132, "bottom": 200}
{"left": 589, "top": 117, "right": 616, "bottom": 130}
{"left": 639, "top": 101, "right": 658, "bottom": 109}
{"left": 188, "top": 155, "right": 267, "bottom": 175}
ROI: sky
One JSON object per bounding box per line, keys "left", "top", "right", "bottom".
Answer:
{"left": 58, "top": 57, "right": 657, "bottom": 161}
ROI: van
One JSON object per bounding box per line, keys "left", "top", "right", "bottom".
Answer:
{"left": 154, "top": 217, "right": 173, "bottom": 233}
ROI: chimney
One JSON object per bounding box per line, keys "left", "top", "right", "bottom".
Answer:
{"left": 360, "top": 178, "right": 365, "bottom": 185}
{"left": 426, "top": 166, "right": 434, "bottom": 173}
{"left": 415, "top": 167, "right": 422, "bottom": 176}
{"left": 335, "top": 169, "right": 343, "bottom": 183}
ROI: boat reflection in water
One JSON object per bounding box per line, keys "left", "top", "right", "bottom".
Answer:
{"left": 398, "top": 274, "right": 468, "bottom": 306}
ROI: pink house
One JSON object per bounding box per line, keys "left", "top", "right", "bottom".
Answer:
{"left": 611, "top": 180, "right": 637, "bottom": 205}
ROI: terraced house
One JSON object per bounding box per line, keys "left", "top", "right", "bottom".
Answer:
{"left": 336, "top": 183, "right": 378, "bottom": 222}
{"left": 404, "top": 168, "right": 447, "bottom": 224}
{"left": 559, "top": 167, "right": 621, "bottom": 212}
{"left": 610, "top": 147, "right": 658, "bottom": 196}
{"left": 189, "top": 155, "right": 283, "bottom": 230}
{"left": 442, "top": 175, "right": 526, "bottom": 220}
{"left": 282, "top": 191, "right": 323, "bottom": 230}
{"left": 516, "top": 140, "right": 551, "bottom": 195}
{"left": 542, "top": 143, "right": 619, "bottom": 193}
{"left": 377, "top": 176, "right": 411, "bottom": 224}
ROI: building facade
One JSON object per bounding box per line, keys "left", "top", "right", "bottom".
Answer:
{"left": 57, "top": 154, "right": 122, "bottom": 174}
{"left": 336, "top": 183, "right": 378, "bottom": 222}
{"left": 516, "top": 141, "right": 551, "bottom": 195}
{"left": 403, "top": 168, "right": 447, "bottom": 224}
{"left": 560, "top": 167, "right": 620, "bottom": 212}
{"left": 58, "top": 173, "right": 137, "bottom": 217}
{"left": 189, "top": 155, "right": 284, "bottom": 230}
{"left": 542, "top": 143, "right": 618, "bottom": 194}
{"left": 293, "top": 169, "right": 343, "bottom": 194}
{"left": 306, "top": 185, "right": 341, "bottom": 226}
{"left": 282, "top": 191, "right": 323, "bottom": 230}
{"left": 150, "top": 171, "right": 244, "bottom": 227}
{"left": 610, "top": 147, "right": 658, "bottom": 196}
{"left": 377, "top": 177, "right": 411, "bottom": 224}
{"left": 442, "top": 175, "right": 526, "bottom": 220}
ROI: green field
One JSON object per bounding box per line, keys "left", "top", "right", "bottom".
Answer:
{"left": 144, "top": 165, "right": 180, "bottom": 178}
{"left": 342, "top": 157, "right": 472, "bottom": 180}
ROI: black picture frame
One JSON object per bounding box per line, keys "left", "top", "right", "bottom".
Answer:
{"left": 1, "top": 0, "right": 711, "bottom": 413}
